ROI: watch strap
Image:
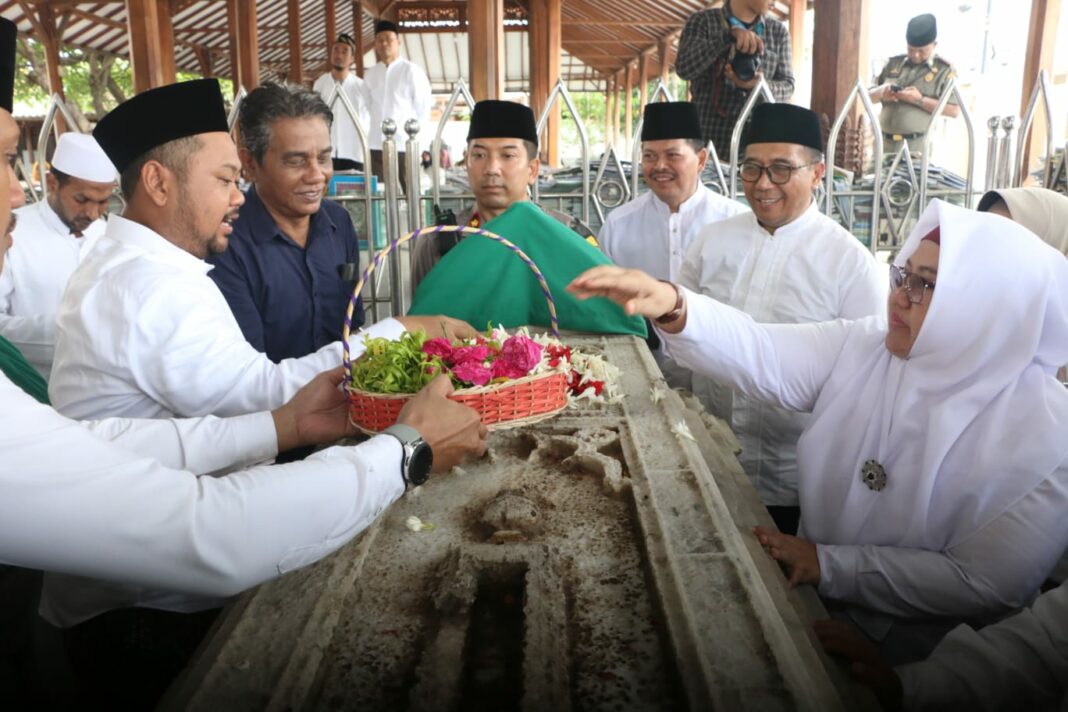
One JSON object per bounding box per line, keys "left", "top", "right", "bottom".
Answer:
{"left": 382, "top": 424, "right": 423, "bottom": 488}
{"left": 654, "top": 281, "right": 685, "bottom": 324}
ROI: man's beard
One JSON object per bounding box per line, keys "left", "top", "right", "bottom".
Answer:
{"left": 175, "top": 190, "right": 230, "bottom": 259}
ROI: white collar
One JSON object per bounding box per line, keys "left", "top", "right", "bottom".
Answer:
{"left": 649, "top": 182, "right": 706, "bottom": 218}
{"left": 37, "top": 199, "right": 75, "bottom": 236}
{"left": 105, "top": 214, "right": 212, "bottom": 275}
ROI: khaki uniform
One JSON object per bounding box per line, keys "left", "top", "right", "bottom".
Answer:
{"left": 876, "top": 54, "right": 957, "bottom": 156}
{"left": 410, "top": 202, "right": 597, "bottom": 292}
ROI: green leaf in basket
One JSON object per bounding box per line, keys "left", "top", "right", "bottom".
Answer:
{"left": 351, "top": 330, "right": 440, "bottom": 394}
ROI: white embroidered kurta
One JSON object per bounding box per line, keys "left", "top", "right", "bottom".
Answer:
{"left": 598, "top": 185, "right": 748, "bottom": 281}
{"left": 0, "top": 372, "right": 403, "bottom": 627}
{"left": 678, "top": 201, "right": 885, "bottom": 505}
{"left": 0, "top": 200, "right": 105, "bottom": 378}
{"left": 897, "top": 579, "right": 1068, "bottom": 711}
{"left": 313, "top": 72, "right": 372, "bottom": 164}
{"left": 49, "top": 215, "right": 403, "bottom": 420}
{"left": 363, "top": 57, "right": 432, "bottom": 151}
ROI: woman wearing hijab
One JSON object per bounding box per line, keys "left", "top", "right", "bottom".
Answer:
{"left": 568, "top": 199, "right": 1068, "bottom": 663}
{"left": 978, "top": 186, "right": 1068, "bottom": 256}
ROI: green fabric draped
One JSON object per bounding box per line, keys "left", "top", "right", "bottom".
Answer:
{"left": 408, "top": 201, "right": 646, "bottom": 337}
{"left": 0, "top": 334, "right": 49, "bottom": 404}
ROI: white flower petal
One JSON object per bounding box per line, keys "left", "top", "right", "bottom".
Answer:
{"left": 405, "top": 516, "right": 424, "bottom": 532}
{"left": 671, "top": 420, "right": 697, "bottom": 442}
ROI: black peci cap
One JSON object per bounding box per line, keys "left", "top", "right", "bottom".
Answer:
{"left": 741, "top": 103, "right": 823, "bottom": 153}
{"left": 467, "top": 100, "right": 538, "bottom": 146}
{"left": 0, "top": 18, "right": 16, "bottom": 113}
{"left": 93, "top": 78, "right": 229, "bottom": 173}
{"left": 641, "top": 102, "right": 703, "bottom": 142}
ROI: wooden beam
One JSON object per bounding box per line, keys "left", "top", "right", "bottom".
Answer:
{"left": 353, "top": 0, "right": 365, "bottom": 75}
{"left": 789, "top": 0, "right": 805, "bottom": 77}
{"left": 811, "top": 0, "right": 865, "bottom": 138}
{"left": 125, "top": 0, "right": 177, "bottom": 93}
{"left": 287, "top": 0, "right": 303, "bottom": 84}
{"left": 468, "top": 0, "right": 504, "bottom": 101}
{"left": 529, "top": 0, "right": 560, "bottom": 166}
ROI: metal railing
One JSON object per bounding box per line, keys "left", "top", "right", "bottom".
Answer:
{"left": 728, "top": 76, "right": 775, "bottom": 199}
{"left": 1015, "top": 69, "right": 1055, "bottom": 189}
{"left": 35, "top": 93, "right": 82, "bottom": 204}
{"left": 533, "top": 79, "right": 591, "bottom": 225}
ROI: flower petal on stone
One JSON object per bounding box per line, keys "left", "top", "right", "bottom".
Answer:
{"left": 671, "top": 420, "right": 697, "bottom": 442}
{"left": 405, "top": 516, "right": 423, "bottom": 532}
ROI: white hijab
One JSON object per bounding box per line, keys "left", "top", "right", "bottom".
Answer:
{"left": 979, "top": 187, "right": 1068, "bottom": 255}
{"left": 799, "top": 200, "right": 1068, "bottom": 550}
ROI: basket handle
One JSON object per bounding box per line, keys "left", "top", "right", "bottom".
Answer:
{"left": 342, "top": 225, "right": 561, "bottom": 373}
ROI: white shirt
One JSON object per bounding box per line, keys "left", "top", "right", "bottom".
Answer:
{"left": 678, "top": 201, "right": 885, "bottom": 505}
{"left": 662, "top": 288, "right": 1068, "bottom": 637}
{"left": 0, "top": 200, "right": 106, "bottom": 378}
{"left": 898, "top": 579, "right": 1068, "bottom": 711}
{"left": 364, "top": 57, "right": 432, "bottom": 151}
{"left": 0, "top": 372, "right": 403, "bottom": 627}
{"left": 313, "top": 72, "right": 371, "bottom": 164}
{"left": 49, "top": 215, "right": 403, "bottom": 420}
{"left": 598, "top": 185, "right": 748, "bottom": 281}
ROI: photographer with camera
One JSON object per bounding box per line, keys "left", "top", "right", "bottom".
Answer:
{"left": 677, "top": 0, "right": 794, "bottom": 160}
{"left": 869, "top": 13, "right": 960, "bottom": 158}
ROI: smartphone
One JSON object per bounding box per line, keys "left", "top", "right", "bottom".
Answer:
{"left": 889, "top": 84, "right": 903, "bottom": 92}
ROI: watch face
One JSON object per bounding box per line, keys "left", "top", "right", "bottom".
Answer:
{"left": 407, "top": 442, "right": 433, "bottom": 486}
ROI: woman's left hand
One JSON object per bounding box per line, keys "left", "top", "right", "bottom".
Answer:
{"left": 753, "top": 526, "right": 821, "bottom": 587}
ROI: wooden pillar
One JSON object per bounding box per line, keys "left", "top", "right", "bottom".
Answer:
{"left": 324, "top": 0, "right": 337, "bottom": 54}
{"left": 353, "top": 0, "right": 365, "bottom": 75}
{"left": 604, "top": 78, "right": 612, "bottom": 149}
{"left": 287, "top": 0, "right": 303, "bottom": 84}
{"left": 624, "top": 63, "right": 633, "bottom": 152}
{"left": 789, "top": 0, "right": 806, "bottom": 77}
{"left": 811, "top": 0, "right": 865, "bottom": 128}
{"left": 529, "top": 0, "right": 561, "bottom": 166}
{"left": 1020, "top": 0, "right": 1062, "bottom": 176}
{"left": 193, "top": 46, "right": 214, "bottom": 77}
{"left": 658, "top": 35, "right": 673, "bottom": 86}
{"left": 228, "top": 0, "right": 259, "bottom": 90}
{"left": 638, "top": 52, "right": 649, "bottom": 109}
{"left": 126, "top": 0, "right": 177, "bottom": 93}
{"left": 612, "top": 71, "right": 622, "bottom": 148}
{"left": 468, "top": 0, "right": 504, "bottom": 101}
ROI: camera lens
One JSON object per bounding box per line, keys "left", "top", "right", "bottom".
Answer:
{"left": 731, "top": 52, "right": 761, "bottom": 82}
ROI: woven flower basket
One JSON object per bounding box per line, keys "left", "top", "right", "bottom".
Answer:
{"left": 342, "top": 225, "right": 569, "bottom": 434}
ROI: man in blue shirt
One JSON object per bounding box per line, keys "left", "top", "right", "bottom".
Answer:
{"left": 210, "top": 83, "right": 364, "bottom": 362}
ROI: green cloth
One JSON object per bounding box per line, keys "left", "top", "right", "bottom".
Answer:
{"left": 0, "top": 334, "right": 49, "bottom": 404}
{"left": 408, "top": 201, "right": 646, "bottom": 337}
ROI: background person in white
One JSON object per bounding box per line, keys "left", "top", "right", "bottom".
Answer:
{"left": 0, "top": 24, "right": 490, "bottom": 706}
{"left": 0, "top": 132, "right": 114, "bottom": 379}
{"left": 599, "top": 102, "right": 747, "bottom": 283}
{"left": 365, "top": 19, "right": 431, "bottom": 193}
{"left": 49, "top": 79, "right": 468, "bottom": 421}
{"left": 313, "top": 32, "right": 371, "bottom": 172}
{"left": 678, "top": 103, "right": 883, "bottom": 536}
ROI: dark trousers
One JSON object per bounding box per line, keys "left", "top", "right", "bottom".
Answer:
{"left": 63, "top": 607, "right": 220, "bottom": 710}
{"left": 766, "top": 505, "right": 800, "bottom": 536}
{"left": 370, "top": 149, "right": 409, "bottom": 194}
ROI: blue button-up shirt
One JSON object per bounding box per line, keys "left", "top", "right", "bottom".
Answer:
{"left": 209, "top": 186, "right": 364, "bottom": 362}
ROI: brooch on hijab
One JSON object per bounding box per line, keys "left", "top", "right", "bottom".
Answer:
{"left": 861, "top": 460, "right": 888, "bottom": 491}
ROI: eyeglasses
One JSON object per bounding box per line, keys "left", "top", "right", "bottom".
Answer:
{"left": 889, "top": 264, "right": 936, "bottom": 304}
{"left": 738, "top": 161, "right": 816, "bottom": 185}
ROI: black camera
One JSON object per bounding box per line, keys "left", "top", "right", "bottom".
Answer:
{"left": 731, "top": 49, "right": 762, "bottom": 82}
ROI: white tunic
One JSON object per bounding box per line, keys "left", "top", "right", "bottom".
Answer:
{"left": 0, "top": 372, "right": 403, "bottom": 627}
{"left": 363, "top": 57, "right": 433, "bottom": 151}
{"left": 49, "top": 215, "right": 402, "bottom": 420}
{"left": 898, "top": 579, "right": 1068, "bottom": 711}
{"left": 0, "top": 200, "right": 105, "bottom": 378}
{"left": 678, "top": 201, "right": 885, "bottom": 505}
{"left": 598, "top": 185, "right": 748, "bottom": 281}
{"left": 313, "top": 72, "right": 372, "bottom": 164}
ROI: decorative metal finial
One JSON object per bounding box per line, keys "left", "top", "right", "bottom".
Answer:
{"left": 381, "top": 118, "right": 397, "bottom": 137}
{"left": 987, "top": 115, "right": 1001, "bottom": 132}
{"left": 404, "top": 119, "right": 421, "bottom": 138}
